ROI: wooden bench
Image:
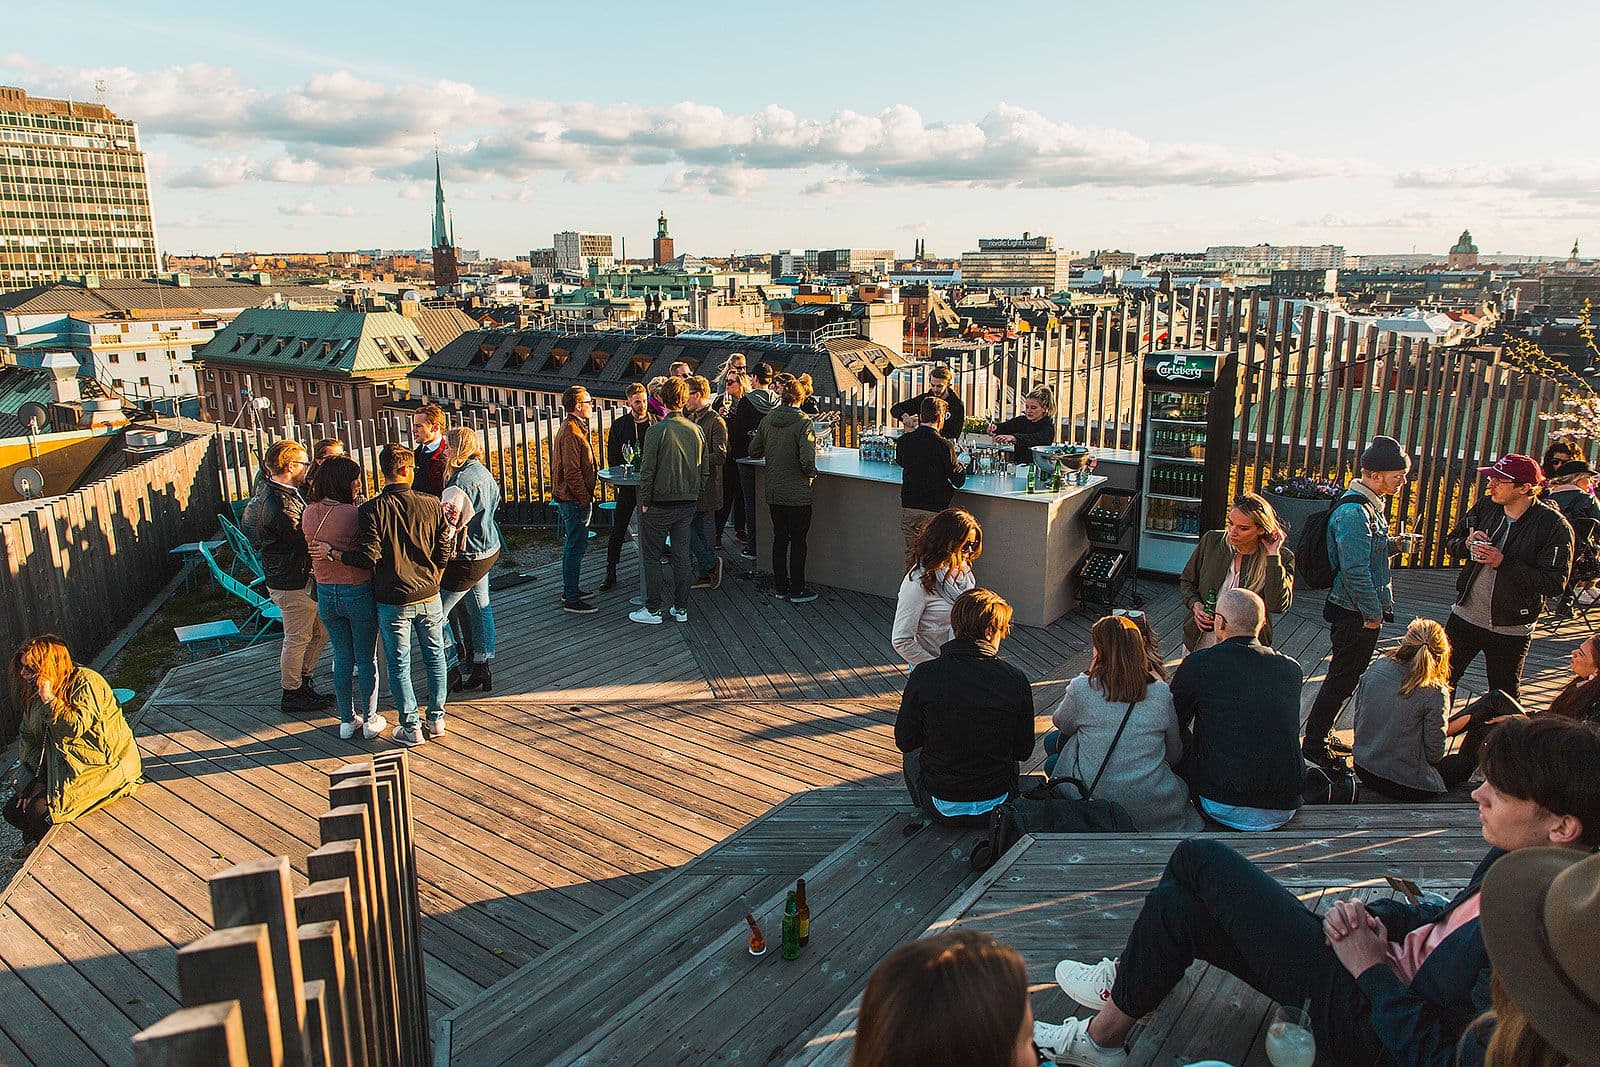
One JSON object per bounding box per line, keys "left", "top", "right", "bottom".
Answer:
{"left": 173, "top": 619, "right": 242, "bottom": 661}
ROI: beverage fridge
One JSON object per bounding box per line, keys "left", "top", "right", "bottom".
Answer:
{"left": 1138, "top": 349, "right": 1238, "bottom": 577}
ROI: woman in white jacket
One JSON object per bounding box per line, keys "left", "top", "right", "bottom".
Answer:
{"left": 892, "top": 509, "right": 981, "bottom": 667}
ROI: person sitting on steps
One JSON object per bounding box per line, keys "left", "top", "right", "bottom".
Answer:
{"left": 1035, "top": 715, "right": 1600, "bottom": 1067}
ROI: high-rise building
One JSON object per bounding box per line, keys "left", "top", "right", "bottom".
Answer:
{"left": 1204, "top": 244, "right": 1344, "bottom": 270}
{"left": 553, "top": 231, "right": 617, "bottom": 274}
{"left": 959, "top": 234, "right": 1074, "bottom": 292}
{"left": 431, "top": 150, "right": 459, "bottom": 288}
{"left": 653, "top": 211, "right": 674, "bottom": 267}
{"left": 816, "top": 248, "right": 895, "bottom": 275}
{"left": 0, "top": 86, "right": 160, "bottom": 293}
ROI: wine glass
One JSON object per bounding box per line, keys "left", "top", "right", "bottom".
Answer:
{"left": 622, "top": 443, "right": 636, "bottom": 472}
{"left": 1265, "top": 1003, "right": 1315, "bottom": 1067}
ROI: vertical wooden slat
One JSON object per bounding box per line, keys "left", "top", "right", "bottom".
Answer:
{"left": 1248, "top": 297, "right": 1280, "bottom": 489}
{"left": 1303, "top": 309, "right": 1330, "bottom": 475}
{"left": 176, "top": 925, "right": 282, "bottom": 1066}
{"left": 132, "top": 1001, "right": 250, "bottom": 1067}
{"left": 319, "top": 805, "right": 401, "bottom": 1067}
{"left": 297, "top": 923, "right": 354, "bottom": 1067}
{"left": 1267, "top": 300, "right": 1297, "bottom": 479}
{"left": 295, "top": 881, "right": 369, "bottom": 1067}
{"left": 208, "top": 857, "right": 312, "bottom": 1067}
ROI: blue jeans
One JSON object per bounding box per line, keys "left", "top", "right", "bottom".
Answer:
{"left": 689, "top": 511, "right": 717, "bottom": 575}
{"left": 376, "top": 597, "right": 448, "bottom": 729}
{"left": 316, "top": 581, "right": 379, "bottom": 725}
{"left": 1042, "top": 729, "right": 1064, "bottom": 776}
{"left": 440, "top": 574, "right": 496, "bottom": 669}
{"left": 557, "top": 500, "right": 591, "bottom": 602}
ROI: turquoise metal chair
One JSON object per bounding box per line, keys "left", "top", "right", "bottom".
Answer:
{"left": 196, "top": 542, "right": 282, "bottom": 647}
{"left": 217, "top": 514, "right": 267, "bottom": 588}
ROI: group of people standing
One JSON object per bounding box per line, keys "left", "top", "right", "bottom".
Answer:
{"left": 241, "top": 402, "right": 503, "bottom": 747}
{"left": 550, "top": 356, "right": 826, "bottom": 622}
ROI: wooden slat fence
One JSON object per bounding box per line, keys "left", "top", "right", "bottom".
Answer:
{"left": 0, "top": 430, "right": 224, "bottom": 736}
{"left": 131, "top": 751, "right": 428, "bottom": 1067}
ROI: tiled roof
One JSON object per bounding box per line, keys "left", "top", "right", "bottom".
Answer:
{"left": 407, "top": 305, "right": 477, "bottom": 354}
{"left": 193, "top": 308, "right": 433, "bottom": 378}
{"left": 414, "top": 328, "right": 899, "bottom": 400}
{"left": 0, "top": 277, "right": 340, "bottom": 315}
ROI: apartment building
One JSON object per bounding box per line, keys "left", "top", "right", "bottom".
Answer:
{"left": 959, "top": 234, "right": 1074, "bottom": 292}
{"left": 553, "top": 231, "right": 617, "bottom": 274}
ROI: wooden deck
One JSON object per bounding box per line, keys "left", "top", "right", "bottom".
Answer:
{"left": 0, "top": 556, "right": 1586, "bottom": 1065}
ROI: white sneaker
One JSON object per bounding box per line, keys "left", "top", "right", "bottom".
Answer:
{"left": 423, "top": 715, "right": 446, "bottom": 739}
{"left": 629, "top": 607, "right": 663, "bottom": 625}
{"left": 1056, "top": 957, "right": 1119, "bottom": 1010}
{"left": 361, "top": 713, "right": 388, "bottom": 740}
{"left": 1032, "top": 1016, "right": 1127, "bottom": 1066}
{"left": 393, "top": 725, "right": 427, "bottom": 747}
{"left": 338, "top": 718, "right": 361, "bottom": 740}
{"left": 669, "top": 606, "right": 688, "bottom": 623}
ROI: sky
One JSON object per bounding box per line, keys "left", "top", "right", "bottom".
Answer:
{"left": 4, "top": 1, "right": 1597, "bottom": 261}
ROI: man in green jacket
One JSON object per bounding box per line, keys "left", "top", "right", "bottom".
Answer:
{"left": 631, "top": 377, "right": 705, "bottom": 624}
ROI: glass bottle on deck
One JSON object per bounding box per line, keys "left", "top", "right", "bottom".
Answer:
{"left": 796, "top": 878, "right": 811, "bottom": 947}
{"left": 781, "top": 891, "right": 801, "bottom": 959}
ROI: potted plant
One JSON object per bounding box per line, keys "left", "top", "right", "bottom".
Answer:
{"left": 1263, "top": 472, "right": 1341, "bottom": 536}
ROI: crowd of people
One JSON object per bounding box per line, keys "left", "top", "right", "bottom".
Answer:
{"left": 878, "top": 429, "right": 1599, "bottom": 1065}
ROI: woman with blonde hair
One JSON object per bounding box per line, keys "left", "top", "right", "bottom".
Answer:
{"left": 1179, "top": 492, "right": 1294, "bottom": 651}
{"left": 1044, "top": 615, "right": 1202, "bottom": 831}
{"left": 440, "top": 425, "right": 502, "bottom": 692}
{"left": 4, "top": 635, "right": 141, "bottom": 858}
{"left": 750, "top": 373, "right": 819, "bottom": 602}
{"left": 1351, "top": 618, "right": 1453, "bottom": 801}
{"left": 990, "top": 386, "right": 1058, "bottom": 464}
{"left": 892, "top": 509, "right": 981, "bottom": 667}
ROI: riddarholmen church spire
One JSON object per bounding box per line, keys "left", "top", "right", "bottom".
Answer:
{"left": 431, "top": 147, "right": 459, "bottom": 288}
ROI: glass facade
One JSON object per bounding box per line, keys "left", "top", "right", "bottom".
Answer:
{"left": 0, "top": 87, "right": 159, "bottom": 292}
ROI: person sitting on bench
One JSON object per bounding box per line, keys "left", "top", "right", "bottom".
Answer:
{"left": 895, "top": 588, "right": 1034, "bottom": 824}
{"left": 1170, "top": 588, "right": 1305, "bottom": 830}
{"left": 1033, "top": 715, "right": 1600, "bottom": 1067}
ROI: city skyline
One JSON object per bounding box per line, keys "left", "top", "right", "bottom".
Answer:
{"left": 3, "top": 0, "right": 1596, "bottom": 262}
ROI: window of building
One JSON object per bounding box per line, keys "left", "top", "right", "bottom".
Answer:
{"left": 223, "top": 370, "right": 234, "bottom": 383}
{"left": 109, "top": 352, "right": 120, "bottom": 363}
{"left": 136, "top": 350, "right": 147, "bottom": 361}
{"left": 374, "top": 383, "right": 390, "bottom": 398}
{"left": 170, "top": 373, "right": 180, "bottom": 384}
{"left": 284, "top": 379, "right": 295, "bottom": 392}
{"left": 139, "top": 376, "right": 149, "bottom": 387}
{"left": 331, "top": 384, "right": 343, "bottom": 399}
{"left": 226, "top": 394, "right": 237, "bottom": 412}
{"left": 305, "top": 380, "right": 319, "bottom": 395}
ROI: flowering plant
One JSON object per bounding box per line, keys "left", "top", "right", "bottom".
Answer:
{"left": 1539, "top": 395, "right": 1600, "bottom": 443}
{"left": 1264, "top": 473, "right": 1342, "bottom": 500}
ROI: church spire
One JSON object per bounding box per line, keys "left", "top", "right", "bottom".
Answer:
{"left": 431, "top": 148, "right": 454, "bottom": 250}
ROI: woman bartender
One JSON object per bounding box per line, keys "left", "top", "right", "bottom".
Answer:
{"left": 991, "top": 386, "right": 1058, "bottom": 464}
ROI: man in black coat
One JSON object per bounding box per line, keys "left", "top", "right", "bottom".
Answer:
{"left": 890, "top": 363, "right": 964, "bottom": 440}
{"left": 895, "top": 589, "right": 1033, "bottom": 819}
{"left": 1171, "top": 588, "right": 1304, "bottom": 829}
{"left": 1442, "top": 453, "right": 1572, "bottom": 699}
{"left": 895, "top": 396, "right": 967, "bottom": 549}
{"left": 1035, "top": 715, "right": 1600, "bottom": 1067}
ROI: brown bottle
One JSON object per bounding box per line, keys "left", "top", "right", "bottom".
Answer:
{"left": 745, "top": 912, "right": 766, "bottom": 956}
{"left": 795, "top": 879, "right": 811, "bottom": 947}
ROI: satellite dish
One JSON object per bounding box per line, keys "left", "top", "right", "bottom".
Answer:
{"left": 13, "top": 466, "right": 45, "bottom": 500}
{"left": 18, "top": 401, "right": 48, "bottom": 433}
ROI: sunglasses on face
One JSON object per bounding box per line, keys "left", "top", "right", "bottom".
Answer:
{"left": 961, "top": 540, "right": 980, "bottom": 554}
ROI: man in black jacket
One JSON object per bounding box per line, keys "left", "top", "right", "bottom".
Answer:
{"left": 889, "top": 364, "right": 964, "bottom": 440}
{"left": 314, "top": 443, "right": 454, "bottom": 747}
{"left": 895, "top": 589, "right": 1033, "bottom": 819}
{"left": 895, "top": 396, "right": 966, "bottom": 550}
{"left": 1171, "top": 588, "right": 1304, "bottom": 829}
{"left": 1443, "top": 453, "right": 1572, "bottom": 699}
{"left": 601, "top": 383, "right": 652, "bottom": 592}
{"left": 242, "top": 439, "right": 332, "bottom": 714}
{"left": 1036, "top": 715, "right": 1600, "bottom": 1067}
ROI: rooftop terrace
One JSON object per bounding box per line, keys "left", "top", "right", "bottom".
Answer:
{"left": 0, "top": 556, "right": 1579, "bottom": 1065}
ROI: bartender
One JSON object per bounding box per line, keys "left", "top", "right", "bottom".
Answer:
{"left": 992, "top": 386, "right": 1059, "bottom": 464}
{"left": 890, "top": 364, "right": 964, "bottom": 440}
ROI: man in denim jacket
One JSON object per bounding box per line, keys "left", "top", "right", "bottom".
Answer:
{"left": 1302, "top": 435, "right": 1409, "bottom": 766}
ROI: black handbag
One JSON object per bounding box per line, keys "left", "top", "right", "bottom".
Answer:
{"left": 1303, "top": 758, "right": 1358, "bottom": 805}
{"left": 970, "top": 703, "right": 1140, "bottom": 872}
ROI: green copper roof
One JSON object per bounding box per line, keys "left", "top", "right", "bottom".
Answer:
{"left": 195, "top": 307, "right": 432, "bottom": 376}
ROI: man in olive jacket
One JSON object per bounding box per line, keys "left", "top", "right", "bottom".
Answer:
{"left": 632, "top": 377, "right": 704, "bottom": 623}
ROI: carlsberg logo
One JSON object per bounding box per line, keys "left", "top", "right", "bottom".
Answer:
{"left": 1156, "top": 357, "right": 1205, "bottom": 381}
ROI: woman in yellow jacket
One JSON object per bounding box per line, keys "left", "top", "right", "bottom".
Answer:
{"left": 5, "top": 635, "right": 142, "bottom": 859}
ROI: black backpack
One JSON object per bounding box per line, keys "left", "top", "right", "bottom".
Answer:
{"left": 1294, "top": 490, "right": 1372, "bottom": 590}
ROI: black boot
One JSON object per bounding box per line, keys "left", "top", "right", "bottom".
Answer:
{"left": 282, "top": 686, "right": 317, "bottom": 714}
{"left": 467, "top": 662, "right": 493, "bottom": 692}
{"left": 599, "top": 573, "right": 619, "bottom": 592}
{"left": 447, "top": 665, "right": 465, "bottom": 691}
{"left": 298, "top": 677, "right": 335, "bottom": 711}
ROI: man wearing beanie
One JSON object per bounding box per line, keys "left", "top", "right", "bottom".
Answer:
{"left": 1440, "top": 453, "right": 1572, "bottom": 700}
{"left": 1301, "top": 436, "right": 1410, "bottom": 766}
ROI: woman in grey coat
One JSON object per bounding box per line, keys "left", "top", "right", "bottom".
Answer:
{"left": 1044, "top": 615, "right": 1203, "bottom": 831}
{"left": 1352, "top": 617, "right": 1452, "bottom": 800}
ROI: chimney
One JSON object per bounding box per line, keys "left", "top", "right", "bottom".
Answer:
{"left": 40, "top": 350, "right": 80, "bottom": 404}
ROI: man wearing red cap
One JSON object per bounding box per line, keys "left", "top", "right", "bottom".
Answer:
{"left": 1442, "top": 453, "right": 1572, "bottom": 700}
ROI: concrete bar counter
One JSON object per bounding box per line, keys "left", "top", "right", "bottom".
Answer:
{"left": 747, "top": 448, "right": 1104, "bottom": 627}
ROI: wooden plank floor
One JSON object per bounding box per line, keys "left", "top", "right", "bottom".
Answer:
{"left": 0, "top": 557, "right": 1586, "bottom": 1065}
{"left": 792, "top": 814, "right": 1489, "bottom": 1066}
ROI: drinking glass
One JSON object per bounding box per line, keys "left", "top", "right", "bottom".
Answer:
{"left": 1265, "top": 1003, "right": 1315, "bottom": 1067}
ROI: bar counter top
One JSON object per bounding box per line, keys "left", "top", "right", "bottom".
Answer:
{"left": 741, "top": 448, "right": 1106, "bottom": 505}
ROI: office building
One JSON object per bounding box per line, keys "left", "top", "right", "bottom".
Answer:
{"left": 0, "top": 86, "right": 160, "bottom": 292}
{"left": 959, "top": 234, "right": 1074, "bottom": 292}
{"left": 816, "top": 248, "right": 894, "bottom": 275}
{"left": 1205, "top": 244, "right": 1345, "bottom": 270}
{"left": 553, "top": 231, "right": 617, "bottom": 274}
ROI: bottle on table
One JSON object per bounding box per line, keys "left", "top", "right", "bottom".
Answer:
{"left": 795, "top": 879, "right": 811, "bottom": 947}
{"left": 1050, "top": 465, "right": 1063, "bottom": 493}
{"left": 746, "top": 912, "right": 767, "bottom": 956}
{"left": 1025, "top": 465, "right": 1037, "bottom": 494}
{"left": 781, "top": 891, "right": 801, "bottom": 960}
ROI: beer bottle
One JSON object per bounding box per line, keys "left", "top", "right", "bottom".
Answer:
{"left": 795, "top": 879, "right": 811, "bottom": 947}
{"left": 781, "top": 891, "right": 801, "bottom": 960}
{"left": 745, "top": 912, "right": 767, "bottom": 956}
{"left": 1051, "top": 464, "right": 1063, "bottom": 493}
{"left": 1025, "top": 464, "right": 1036, "bottom": 493}
{"left": 1205, "top": 587, "right": 1218, "bottom": 620}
